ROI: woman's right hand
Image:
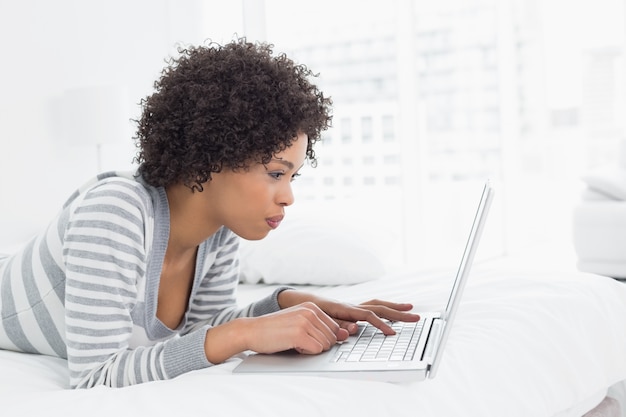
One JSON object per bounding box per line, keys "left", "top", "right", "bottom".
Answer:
{"left": 203, "top": 302, "right": 347, "bottom": 364}
{"left": 245, "top": 302, "right": 350, "bottom": 354}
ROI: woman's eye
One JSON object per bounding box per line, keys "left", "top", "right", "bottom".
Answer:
{"left": 268, "top": 171, "right": 301, "bottom": 181}
{"left": 269, "top": 172, "right": 284, "bottom": 180}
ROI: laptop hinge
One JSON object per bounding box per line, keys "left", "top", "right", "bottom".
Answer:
{"left": 421, "top": 318, "right": 444, "bottom": 365}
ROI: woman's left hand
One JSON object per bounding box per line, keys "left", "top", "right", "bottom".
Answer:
{"left": 277, "top": 290, "right": 421, "bottom": 337}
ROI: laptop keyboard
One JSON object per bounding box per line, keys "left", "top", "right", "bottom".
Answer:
{"left": 331, "top": 321, "right": 424, "bottom": 363}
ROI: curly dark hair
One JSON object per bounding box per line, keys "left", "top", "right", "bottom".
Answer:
{"left": 133, "top": 38, "right": 332, "bottom": 191}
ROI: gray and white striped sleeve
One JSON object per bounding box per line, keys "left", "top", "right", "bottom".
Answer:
{"left": 62, "top": 181, "right": 207, "bottom": 388}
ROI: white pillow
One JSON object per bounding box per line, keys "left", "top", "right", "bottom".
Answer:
{"left": 238, "top": 216, "right": 386, "bottom": 286}
{"left": 581, "top": 167, "right": 626, "bottom": 201}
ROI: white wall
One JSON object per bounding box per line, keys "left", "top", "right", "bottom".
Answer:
{"left": 0, "top": 0, "right": 244, "bottom": 250}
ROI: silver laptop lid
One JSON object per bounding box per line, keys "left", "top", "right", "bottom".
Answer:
{"left": 428, "top": 180, "right": 494, "bottom": 378}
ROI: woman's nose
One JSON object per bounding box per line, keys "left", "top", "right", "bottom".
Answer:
{"left": 278, "top": 182, "right": 295, "bottom": 206}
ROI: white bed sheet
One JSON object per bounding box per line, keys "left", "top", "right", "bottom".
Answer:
{"left": 2, "top": 267, "right": 626, "bottom": 417}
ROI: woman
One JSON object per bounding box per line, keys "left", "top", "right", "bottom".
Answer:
{"left": 0, "top": 39, "right": 419, "bottom": 388}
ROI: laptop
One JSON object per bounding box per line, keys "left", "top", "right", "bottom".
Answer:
{"left": 233, "top": 180, "right": 494, "bottom": 382}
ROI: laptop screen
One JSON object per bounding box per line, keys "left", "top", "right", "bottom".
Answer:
{"left": 429, "top": 180, "right": 494, "bottom": 378}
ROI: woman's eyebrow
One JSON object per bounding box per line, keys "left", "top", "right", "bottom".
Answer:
{"left": 270, "top": 159, "right": 295, "bottom": 170}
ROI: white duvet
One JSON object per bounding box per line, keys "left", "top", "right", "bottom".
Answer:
{"left": 2, "top": 267, "right": 626, "bottom": 417}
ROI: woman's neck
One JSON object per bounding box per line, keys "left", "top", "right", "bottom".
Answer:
{"left": 165, "top": 183, "right": 220, "bottom": 252}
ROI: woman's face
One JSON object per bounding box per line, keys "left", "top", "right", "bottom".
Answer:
{"left": 203, "top": 132, "right": 308, "bottom": 240}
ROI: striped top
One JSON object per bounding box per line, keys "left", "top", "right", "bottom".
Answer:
{"left": 0, "top": 171, "right": 285, "bottom": 388}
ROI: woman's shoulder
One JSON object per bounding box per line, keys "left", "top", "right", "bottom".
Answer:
{"left": 63, "top": 170, "right": 152, "bottom": 209}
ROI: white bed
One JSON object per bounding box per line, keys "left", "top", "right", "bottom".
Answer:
{"left": 2, "top": 263, "right": 626, "bottom": 417}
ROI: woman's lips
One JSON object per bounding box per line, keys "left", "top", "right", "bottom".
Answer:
{"left": 266, "top": 215, "right": 284, "bottom": 229}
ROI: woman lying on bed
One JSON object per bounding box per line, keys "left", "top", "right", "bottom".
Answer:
{"left": 0, "top": 38, "right": 419, "bottom": 389}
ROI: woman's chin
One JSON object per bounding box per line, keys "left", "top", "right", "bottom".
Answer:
{"left": 235, "top": 229, "right": 271, "bottom": 241}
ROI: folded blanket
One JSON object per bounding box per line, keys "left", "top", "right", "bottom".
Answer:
{"left": 573, "top": 201, "right": 626, "bottom": 277}
{"left": 581, "top": 188, "right": 622, "bottom": 202}
{"left": 577, "top": 260, "right": 626, "bottom": 279}
{"left": 581, "top": 166, "right": 626, "bottom": 200}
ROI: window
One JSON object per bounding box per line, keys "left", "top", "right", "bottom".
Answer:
{"left": 363, "top": 176, "right": 376, "bottom": 185}
{"left": 340, "top": 117, "right": 352, "bottom": 144}
{"left": 381, "top": 114, "right": 395, "bottom": 142}
{"left": 361, "top": 116, "right": 373, "bottom": 143}
{"left": 383, "top": 154, "right": 400, "bottom": 165}
{"left": 254, "top": 0, "right": 626, "bottom": 268}
{"left": 362, "top": 156, "right": 375, "bottom": 165}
